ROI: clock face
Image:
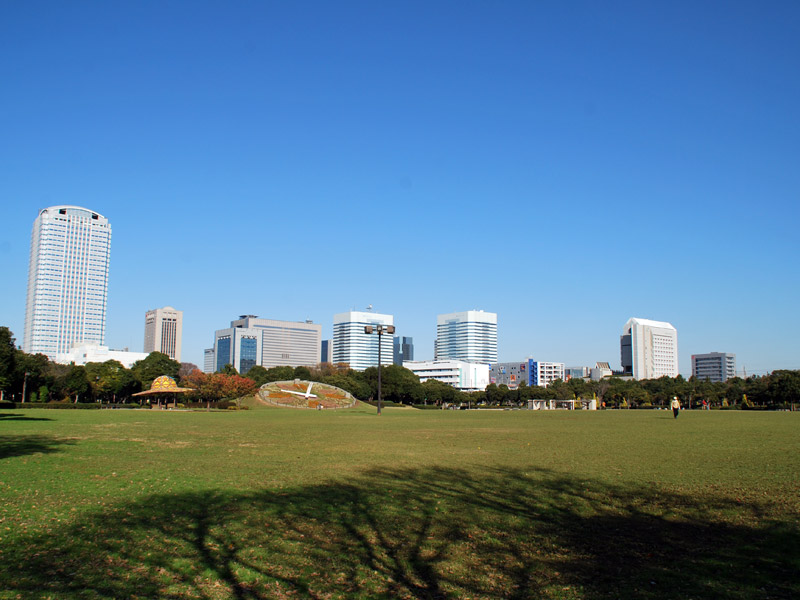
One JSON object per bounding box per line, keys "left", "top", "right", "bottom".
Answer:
{"left": 258, "top": 380, "right": 356, "bottom": 409}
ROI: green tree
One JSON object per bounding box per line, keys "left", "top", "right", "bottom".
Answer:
{"left": 264, "top": 366, "right": 295, "bottom": 383}
{"left": 220, "top": 364, "right": 238, "bottom": 376}
{"left": 293, "top": 366, "right": 312, "bottom": 381}
{"left": 245, "top": 365, "right": 269, "bottom": 386}
{"left": 64, "top": 365, "right": 90, "bottom": 401}
{"left": 85, "top": 360, "right": 140, "bottom": 402}
{"left": 131, "top": 352, "right": 181, "bottom": 389}
{"left": 768, "top": 370, "right": 800, "bottom": 408}
{"left": 14, "top": 351, "right": 50, "bottom": 402}
{"left": 0, "top": 327, "right": 17, "bottom": 398}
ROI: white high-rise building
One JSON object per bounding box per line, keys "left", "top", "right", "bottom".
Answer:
{"left": 333, "top": 310, "right": 394, "bottom": 370}
{"left": 620, "top": 318, "right": 679, "bottom": 380}
{"left": 435, "top": 310, "right": 497, "bottom": 365}
{"left": 144, "top": 306, "right": 183, "bottom": 361}
{"left": 23, "top": 206, "right": 112, "bottom": 360}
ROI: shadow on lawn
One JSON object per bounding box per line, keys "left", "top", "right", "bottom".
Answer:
{"left": 0, "top": 466, "right": 796, "bottom": 599}
{"left": 0, "top": 412, "right": 53, "bottom": 422}
{"left": 0, "top": 434, "right": 73, "bottom": 459}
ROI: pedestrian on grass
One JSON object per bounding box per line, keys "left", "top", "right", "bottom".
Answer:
{"left": 671, "top": 396, "right": 681, "bottom": 419}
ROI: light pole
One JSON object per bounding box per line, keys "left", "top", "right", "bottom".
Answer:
{"left": 364, "top": 324, "right": 395, "bottom": 416}
{"left": 21, "top": 371, "right": 29, "bottom": 404}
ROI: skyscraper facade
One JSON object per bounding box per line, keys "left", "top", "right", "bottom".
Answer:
{"left": 144, "top": 306, "right": 183, "bottom": 361}
{"left": 332, "top": 310, "right": 394, "bottom": 370}
{"left": 23, "top": 206, "right": 112, "bottom": 360}
{"left": 435, "top": 310, "right": 497, "bottom": 365}
{"left": 393, "top": 336, "right": 414, "bottom": 365}
{"left": 620, "top": 318, "right": 679, "bottom": 380}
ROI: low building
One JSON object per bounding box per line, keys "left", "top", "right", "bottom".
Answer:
{"left": 490, "top": 361, "right": 530, "bottom": 388}
{"left": 591, "top": 362, "right": 613, "bottom": 381}
{"left": 531, "top": 361, "right": 565, "bottom": 387}
{"left": 56, "top": 343, "right": 149, "bottom": 369}
{"left": 565, "top": 366, "right": 590, "bottom": 380}
{"left": 404, "top": 360, "right": 490, "bottom": 392}
{"left": 490, "top": 359, "right": 565, "bottom": 388}
{"left": 692, "top": 352, "right": 736, "bottom": 382}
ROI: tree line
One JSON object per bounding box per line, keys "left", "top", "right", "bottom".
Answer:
{"left": 2, "top": 326, "right": 798, "bottom": 408}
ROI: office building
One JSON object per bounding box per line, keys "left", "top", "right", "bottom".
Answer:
{"left": 404, "top": 359, "right": 490, "bottom": 392}
{"left": 144, "top": 306, "right": 183, "bottom": 361}
{"left": 621, "top": 318, "right": 679, "bottom": 380}
{"left": 692, "top": 352, "right": 736, "bottom": 382}
{"left": 531, "top": 361, "right": 565, "bottom": 387}
{"left": 23, "top": 206, "right": 112, "bottom": 360}
{"left": 333, "top": 310, "right": 394, "bottom": 370}
{"left": 203, "top": 348, "right": 215, "bottom": 374}
{"left": 490, "top": 359, "right": 565, "bottom": 388}
{"left": 565, "top": 366, "right": 590, "bottom": 381}
{"left": 321, "top": 339, "right": 332, "bottom": 364}
{"left": 435, "top": 310, "right": 497, "bottom": 365}
{"left": 393, "top": 336, "right": 414, "bottom": 365}
{"left": 490, "top": 361, "right": 530, "bottom": 388}
{"left": 57, "top": 343, "right": 148, "bottom": 369}
{"left": 212, "top": 315, "right": 322, "bottom": 374}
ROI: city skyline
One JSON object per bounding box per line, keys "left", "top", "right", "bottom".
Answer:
{"left": 1, "top": 2, "right": 798, "bottom": 376}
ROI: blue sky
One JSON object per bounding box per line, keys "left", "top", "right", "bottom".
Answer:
{"left": 1, "top": 1, "right": 798, "bottom": 376}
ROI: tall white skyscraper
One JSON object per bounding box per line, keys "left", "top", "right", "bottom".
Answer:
{"left": 620, "top": 317, "right": 679, "bottom": 380}
{"left": 144, "top": 306, "right": 183, "bottom": 361}
{"left": 23, "top": 206, "right": 112, "bottom": 360}
{"left": 435, "top": 310, "right": 498, "bottom": 365}
{"left": 333, "top": 310, "right": 394, "bottom": 370}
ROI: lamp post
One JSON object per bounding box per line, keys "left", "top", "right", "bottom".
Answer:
{"left": 364, "top": 324, "right": 395, "bottom": 416}
{"left": 21, "top": 371, "right": 29, "bottom": 404}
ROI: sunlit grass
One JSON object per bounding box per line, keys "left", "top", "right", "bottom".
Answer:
{"left": 1, "top": 408, "right": 798, "bottom": 598}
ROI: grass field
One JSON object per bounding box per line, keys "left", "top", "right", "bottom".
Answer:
{"left": 1, "top": 406, "right": 798, "bottom": 599}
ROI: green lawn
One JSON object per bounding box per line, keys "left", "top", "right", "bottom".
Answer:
{"left": 1, "top": 407, "right": 798, "bottom": 599}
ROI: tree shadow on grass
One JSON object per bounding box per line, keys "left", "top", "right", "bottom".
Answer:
{"left": 0, "top": 434, "right": 74, "bottom": 459}
{"left": 0, "top": 466, "right": 796, "bottom": 599}
{"left": 0, "top": 412, "right": 53, "bottom": 422}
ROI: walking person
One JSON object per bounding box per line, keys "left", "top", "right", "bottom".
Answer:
{"left": 671, "top": 396, "right": 681, "bottom": 419}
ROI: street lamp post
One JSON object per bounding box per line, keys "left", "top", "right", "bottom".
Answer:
{"left": 21, "top": 371, "right": 29, "bottom": 404}
{"left": 364, "top": 324, "right": 395, "bottom": 416}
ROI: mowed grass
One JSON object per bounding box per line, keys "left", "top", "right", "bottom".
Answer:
{"left": 1, "top": 407, "right": 798, "bottom": 599}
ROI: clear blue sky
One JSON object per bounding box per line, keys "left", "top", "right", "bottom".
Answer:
{"left": 1, "top": 1, "right": 798, "bottom": 376}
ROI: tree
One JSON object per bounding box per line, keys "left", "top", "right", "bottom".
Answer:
{"left": 64, "top": 365, "right": 90, "bottom": 401}
{"left": 131, "top": 352, "right": 181, "bottom": 389}
{"left": 14, "top": 351, "right": 50, "bottom": 402}
{"left": 220, "top": 364, "right": 238, "bottom": 376}
{"left": 293, "top": 366, "right": 312, "bottom": 381}
{"left": 84, "top": 360, "right": 140, "bottom": 402}
{"left": 245, "top": 365, "right": 269, "bottom": 386}
{"left": 767, "top": 370, "right": 800, "bottom": 408}
{"left": 0, "top": 327, "right": 17, "bottom": 398}
{"left": 178, "top": 362, "right": 199, "bottom": 382}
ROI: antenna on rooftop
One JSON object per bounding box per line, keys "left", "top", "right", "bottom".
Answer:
{"left": 366, "top": 304, "right": 373, "bottom": 311}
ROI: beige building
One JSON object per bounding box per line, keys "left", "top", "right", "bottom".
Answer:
{"left": 144, "top": 306, "right": 183, "bottom": 361}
